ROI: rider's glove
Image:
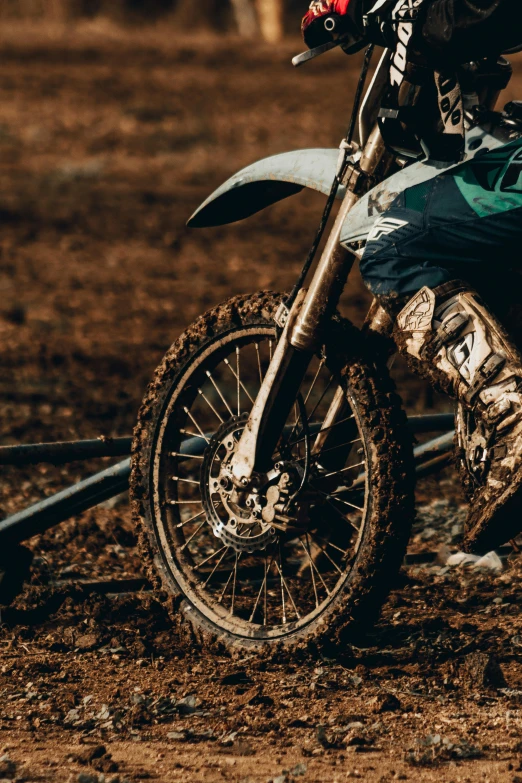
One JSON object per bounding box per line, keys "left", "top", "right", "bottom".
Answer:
{"left": 301, "top": 0, "right": 369, "bottom": 54}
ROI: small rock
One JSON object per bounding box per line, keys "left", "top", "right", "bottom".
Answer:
{"left": 64, "top": 709, "right": 81, "bottom": 725}
{"left": 475, "top": 551, "right": 503, "bottom": 573}
{"left": 316, "top": 725, "right": 330, "bottom": 748}
{"left": 421, "top": 734, "right": 441, "bottom": 747}
{"left": 80, "top": 746, "right": 107, "bottom": 764}
{"left": 235, "top": 685, "right": 262, "bottom": 707}
{"left": 219, "top": 670, "right": 251, "bottom": 686}
{"left": 290, "top": 762, "right": 307, "bottom": 776}
{"left": 176, "top": 694, "right": 200, "bottom": 715}
{"left": 167, "top": 731, "right": 185, "bottom": 741}
{"left": 446, "top": 550, "right": 502, "bottom": 573}
{"left": 344, "top": 732, "right": 371, "bottom": 748}
{"left": 76, "top": 633, "right": 100, "bottom": 652}
{"left": 78, "top": 774, "right": 99, "bottom": 783}
{"left": 0, "top": 754, "right": 15, "bottom": 779}
{"left": 461, "top": 652, "right": 507, "bottom": 690}
{"left": 371, "top": 693, "right": 402, "bottom": 713}
{"left": 93, "top": 755, "right": 118, "bottom": 774}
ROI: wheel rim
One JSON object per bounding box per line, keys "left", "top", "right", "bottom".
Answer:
{"left": 151, "top": 324, "right": 371, "bottom": 641}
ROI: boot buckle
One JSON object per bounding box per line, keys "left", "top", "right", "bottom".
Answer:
{"left": 465, "top": 353, "right": 506, "bottom": 405}
{"left": 489, "top": 444, "right": 508, "bottom": 461}
{"left": 430, "top": 311, "right": 470, "bottom": 355}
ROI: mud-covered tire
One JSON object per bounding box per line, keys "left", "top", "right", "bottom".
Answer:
{"left": 131, "top": 292, "right": 414, "bottom": 652}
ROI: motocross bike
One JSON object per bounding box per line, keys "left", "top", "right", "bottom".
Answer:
{"left": 131, "top": 39, "right": 522, "bottom": 651}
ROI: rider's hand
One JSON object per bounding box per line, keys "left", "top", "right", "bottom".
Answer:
{"left": 301, "top": 0, "right": 368, "bottom": 53}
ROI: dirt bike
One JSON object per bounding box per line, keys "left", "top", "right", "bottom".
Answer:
{"left": 130, "top": 41, "right": 522, "bottom": 651}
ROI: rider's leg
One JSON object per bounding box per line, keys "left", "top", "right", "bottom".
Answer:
{"left": 360, "top": 153, "right": 522, "bottom": 554}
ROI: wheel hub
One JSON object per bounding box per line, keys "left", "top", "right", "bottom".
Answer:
{"left": 201, "top": 416, "right": 278, "bottom": 554}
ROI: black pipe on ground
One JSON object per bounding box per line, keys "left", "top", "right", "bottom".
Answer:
{"left": 0, "top": 425, "right": 456, "bottom": 545}
{"left": 0, "top": 412, "right": 455, "bottom": 468}
{"left": 0, "top": 437, "right": 133, "bottom": 466}
{"left": 0, "top": 459, "right": 132, "bottom": 546}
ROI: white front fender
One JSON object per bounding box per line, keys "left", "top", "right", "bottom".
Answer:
{"left": 187, "top": 148, "right": 345, "bottom": 228}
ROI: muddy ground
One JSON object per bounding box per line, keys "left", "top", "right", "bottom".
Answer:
{"left": 1, "top": 20, "right": 522, "bottom": 782}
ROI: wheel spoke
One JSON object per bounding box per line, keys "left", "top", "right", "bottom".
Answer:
{"left": 230, "top": 552, "right": 239, "bottom": 615}
{"left": 277, "top": 551, "right": 286, "bottom": 624}
{"left": 198, "top": 389, "right": 224, "bottom": 423}
{"left": 171, "top": 476, "right": 199, "bottom": 485}
{"left": 264, "top": 555, "right": 269, "bottom": 626}
{"left": 236, "top": 346, "right": 241, "bottom": 415}
{"left": 194, "top": 545, "right": 229, "bottom": 573}
{"left": 224, "top": 357, "right": 254, "bottom": 407}
{"left": 305, "top": 533, "right": 331, "bottom": 596}
{"left": 318, "top": 493, "right": 362, "bottom": 532}
{"left": 176, "top": 509, "right": 205, "bottom": 528}
{"left": 313, "top": 437, "right": 362, "bottom": 457}
{"left": 289, "top": 415, "right": 355, "bottom": 449}
{"left": 308, "top": 533, "right": 343, "bottom": 575}
{"left": 219, "top": 553, "right": 242, "bottom": 605}
{"left": 202, "top": 547, "right": 229, "bottom": 586}
{"left": 170, "top": 451, "right": 204, "bottom": 460}
{"left": 181, "top": 519, "right": 207, "bottom": 551}
{"left": 275, "top": 558, "right": 301, "bottom": 619}
{"left": 183, "top": 408, "right": 210, "bottom": 444}
{"left": 168, "top": 499, "right": 202, "bottom": 506}
{"left": 300, "top": 536, "right": 319, "bottom": 606}
{"left": 311, "top": 533, "right": 349, "bottom": 557}
{"left": 218, "top": 569, "right": 234, "bottom": 604}
{"left": 180, "top": 428, "right": 208, "bottom": 441}
{"left": 304, "top": 358, "right": 326, "bottom": 406}
{"left": 305, "top": 374, "right": 335, "bottom": 429}
{"left": 206, "top": 370, "right": 233, "bottom": 418}
{"left": 255, "top": 343, "right": 263, "bottom": 386}
{"left": 328, "top": 494, "right": 364, "bottom": 513}
{"left": 323, "top": 460, "right": 365, "bottom": 479}
{"left": 249, "top": 555, "right": 273, "bottom": 623}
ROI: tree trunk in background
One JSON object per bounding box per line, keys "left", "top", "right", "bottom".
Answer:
{"left": 256, "top": 0, "right": 283, "bottom": 43}
{"left": 230, "top": 0, "right": 258, "bottom": 38}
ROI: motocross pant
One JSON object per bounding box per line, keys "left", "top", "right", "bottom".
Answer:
{"left": 359, "top": 137, "right": 522, "bottom": 305}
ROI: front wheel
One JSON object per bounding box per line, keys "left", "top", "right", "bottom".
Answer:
{"left": 131, "top": 292, "right": 414, "bottom": 651}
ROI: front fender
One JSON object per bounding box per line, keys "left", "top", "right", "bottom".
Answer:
{"left": 187, "top": 149, "right": 344, "bottom": 228}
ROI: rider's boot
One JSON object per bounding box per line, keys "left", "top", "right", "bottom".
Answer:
{"left": 389, "top": 281, "right": 522, "bottom": 554}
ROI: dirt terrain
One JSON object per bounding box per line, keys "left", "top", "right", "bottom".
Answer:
{"left": 1, "top": 20, "right": 522, "bottom": 782}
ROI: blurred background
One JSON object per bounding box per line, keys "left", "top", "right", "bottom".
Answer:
{"left": 0, "top": 3, "right": 520, "bottom": 516}
{"left": 0, "top": 0, "right": 300, "bottom": 41}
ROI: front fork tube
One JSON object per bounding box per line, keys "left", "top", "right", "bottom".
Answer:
{"left": 230, "top": 125, "right": 386, "bottom": 484}
{"left": 229, "top": 190, "right": 357, "bottom": 484}
{"left": 229, "top": 290, "right": 313, "bottom": 481}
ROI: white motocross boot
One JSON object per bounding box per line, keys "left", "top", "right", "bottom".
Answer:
{"left": 395, "top": 282, "right": 522, "bottom": 554}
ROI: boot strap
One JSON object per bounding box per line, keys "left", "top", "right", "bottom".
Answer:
{"left": 464, "top": 353, "right": 506, "bottom": 405}
{"left": 429, "top": 311, "right": 470, "bottom": 356}
{"left": 489, "top": 443, "right": 508, "bottom": 460}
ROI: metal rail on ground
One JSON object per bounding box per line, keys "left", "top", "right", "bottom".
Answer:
{"left": 0, "top": 414, "right": 456, "bottom": 545}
